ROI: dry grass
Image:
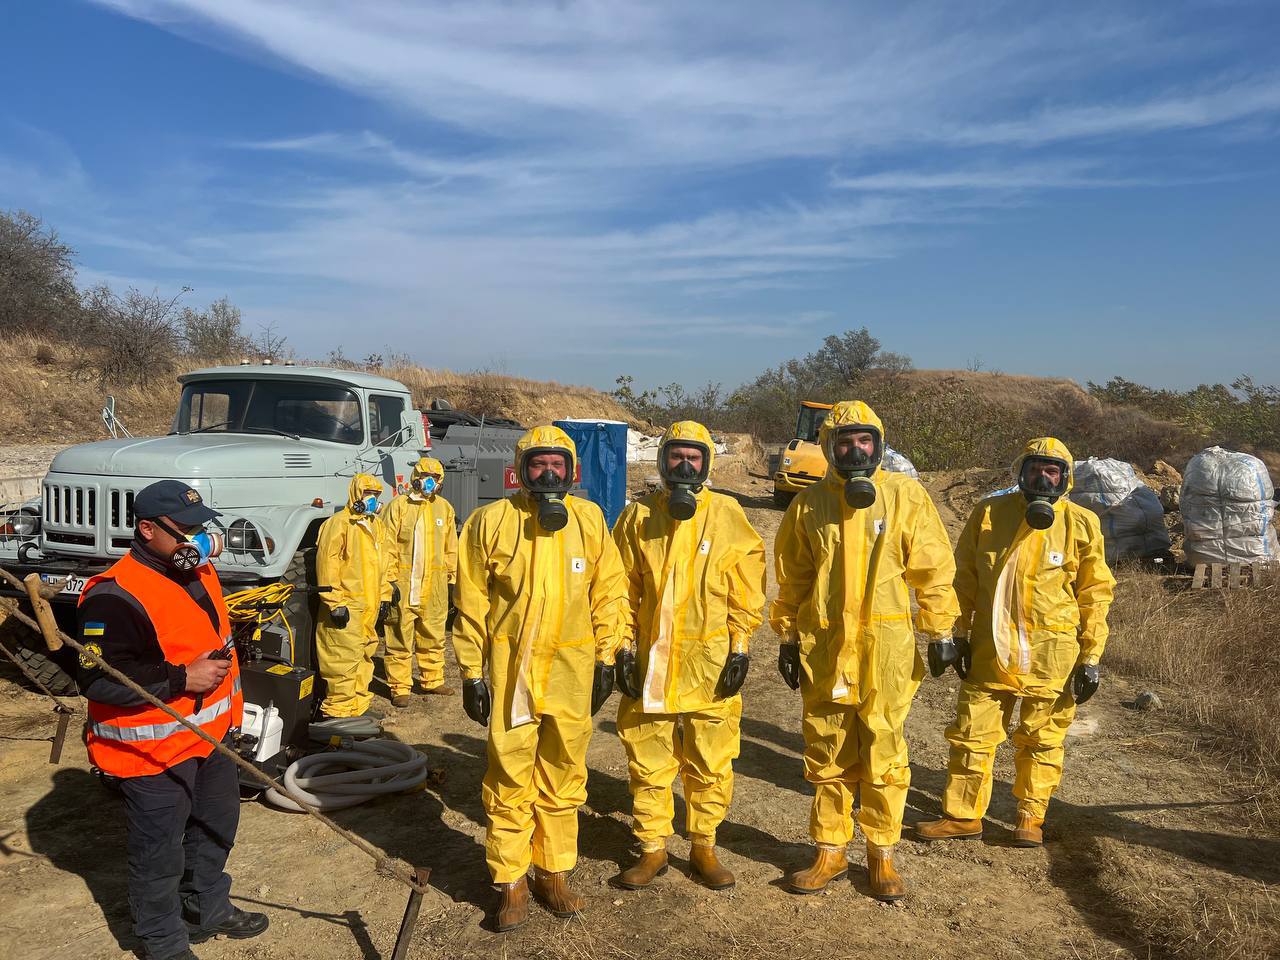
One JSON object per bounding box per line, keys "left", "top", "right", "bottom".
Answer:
{"left": 1107, "top": 568, "right": 1280, "bottom": 792}
{"left": 0, "top": 336, "right": 638, "bottom": 442}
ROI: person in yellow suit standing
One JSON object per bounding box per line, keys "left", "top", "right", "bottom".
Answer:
{"left": 453, "top": 425, "right": 626, "bottom": 932}
{"left": 771, "top": 401, "right": 959, "bottom": 901}
{"left": 382, "top": 457, "right": 457, "bottom": 707}
{"left": 917, "top": 438, "right": 1115, "bottom": 847}
{"left": 611, "top": 421, "right": 766, "bottom": 892}
{"left": 315, "top": 473, "right": 397, "bottom": 720}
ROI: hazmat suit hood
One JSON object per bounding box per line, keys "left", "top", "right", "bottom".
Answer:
{"left": 658, "top": 420, "right": 715, "bottom": 519}
{"left": 1011, "top": 437, "right": 1075, "bottom": 495}
{"left": 346, "top": 472, "right": 383, "bottom": 513}
{"left": 515, "top": 425, "right": 578, "bottom": 489}
{"left": 410, "top": 456, "right": 445, "bottom": 497}
{"left": 1011, "top": 437, "right": 1074, "bottom": 529}
{"left": 819, "top": 400, "right": 885, "bottom": 482}
{"left": 659, "top": 420, "right": 716, "bottom": 474}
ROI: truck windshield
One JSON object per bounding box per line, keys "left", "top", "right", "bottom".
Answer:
{"left": 173, "top": 379, "right": 364, "bottom": 445}
{"left": 795, "top": 406, "right": 830, "bottom": 444}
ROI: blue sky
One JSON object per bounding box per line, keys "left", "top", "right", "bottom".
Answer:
{"left": 2, "top": 1, "right": 1278, "bottom": 391}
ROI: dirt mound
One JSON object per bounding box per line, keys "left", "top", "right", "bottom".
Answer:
{"left": 888, "top": 368, "right": 1092, "bottom": 409}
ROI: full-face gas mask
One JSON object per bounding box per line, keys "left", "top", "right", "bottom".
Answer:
{"left": 659, "top": 440, "right": 711, "bottom": 521}
{"left": 154, "top": 518, "right": 224, "bottom": 572}
{"left": 826, "top": 424, "right": 883, "bottom": 510}
{"left": 1018, "top": 456, "right": 1069, "bottom": 530}
{"left": 520, "top": 447, "right": 574, "bottom": 532}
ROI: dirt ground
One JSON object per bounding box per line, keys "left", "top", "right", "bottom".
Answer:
{"left": 1, "top": 464, "right": 1277, "bottom": 960}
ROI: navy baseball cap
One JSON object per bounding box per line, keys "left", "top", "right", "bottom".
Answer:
{"left": 132, "top": 480, "right": 221, "bottom": 525}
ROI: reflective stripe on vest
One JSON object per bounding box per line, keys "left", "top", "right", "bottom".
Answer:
{"left": 89, "top": 676, "right": 242, "bottom": 743}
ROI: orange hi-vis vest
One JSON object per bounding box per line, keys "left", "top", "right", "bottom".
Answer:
{"left": 80, "top": 552, "right": 241, "bottom": 777}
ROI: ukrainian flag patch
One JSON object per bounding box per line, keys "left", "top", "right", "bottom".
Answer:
{"left": 83, "top": 622, "right": 105, "bottom": 637}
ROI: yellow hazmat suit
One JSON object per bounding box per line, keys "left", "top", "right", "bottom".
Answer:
{"left": 613, "top": 421, "right": 766, "bottom": 851}
{"left": 942, "top": 438, "right": 1115, "bottom": 822}
{"left": 315, "top": 473, "right": 396, "bottom": 718}
{"left": 770, "top": 401, "right": 959, "bottom": 847}
{"left": 383, "top": 458, "right": 457, "bottom": 695}
{"left": 453, "top": 426, "right": 627, "bottom": 884}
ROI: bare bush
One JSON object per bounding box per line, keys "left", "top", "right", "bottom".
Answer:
{"left": 78, "top": 285, "right": 186, "bottom": 386}
{"left": 0, "top": 209, "right": 82, "bottom": 335}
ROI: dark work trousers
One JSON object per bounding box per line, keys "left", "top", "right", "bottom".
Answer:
{"left": 118, "top": 742, "right": 240, "bottom": 959}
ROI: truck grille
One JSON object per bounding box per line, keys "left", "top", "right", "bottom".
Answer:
{"left": 109, "top": 489, "right": 138, "bottom": 531}
{"left": 43, "top": 483, "right": 96, "bottom": 529}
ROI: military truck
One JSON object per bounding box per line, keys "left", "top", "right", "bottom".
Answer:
{"left": 0, "top": 363, "right": 525, "bottom": 695}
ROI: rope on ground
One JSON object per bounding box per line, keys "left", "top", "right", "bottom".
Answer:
{"left": 0, "top": 567, "right": 428, "bottom": 895}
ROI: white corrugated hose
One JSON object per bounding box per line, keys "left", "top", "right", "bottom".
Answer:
{"left": 264, "top": 739, "right": 429, "bottom": 812}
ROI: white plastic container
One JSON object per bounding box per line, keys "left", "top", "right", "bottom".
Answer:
{"left": 242, "top": 702, "right": 284, "bottom": 762}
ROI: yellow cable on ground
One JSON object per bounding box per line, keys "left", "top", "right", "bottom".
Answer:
{"left": 224, "top": 582, "right": 296, "bottom": 665}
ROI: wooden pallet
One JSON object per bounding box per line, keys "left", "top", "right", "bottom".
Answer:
{"left": 1190, "top": 562, "right": 1280, "bottom": 589}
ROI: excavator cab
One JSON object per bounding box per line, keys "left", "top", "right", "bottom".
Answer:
{"left": 773, "top": 400, "right": 833, "bottom": 507}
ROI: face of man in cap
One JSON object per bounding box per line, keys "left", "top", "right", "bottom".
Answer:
{"left": 136, "top": 515, "right": 204, "bottom": 561}
{"left": 132, "top": 480, "right": 221, "bottom": 562}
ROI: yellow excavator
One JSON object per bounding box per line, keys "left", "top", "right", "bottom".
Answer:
{"left": 773, "top": 400, "right": 833, "bottom": 507}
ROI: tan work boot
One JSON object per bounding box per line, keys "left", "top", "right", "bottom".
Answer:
{"left": 390, "top": 694, "right": 411, "bottom": 708}
{"left": 494, "top": 877, "right": 529, "bottom": 932}
{"left": 866, "top": 842, "right": 905, "bottom": 902}
{"left": 615, "top": 850, "right": 668, "bottom": 890}
{"left": 689, "top": 843, "right": 735, "bottom": 890}
{"left": 915, "top": 817, "right": 984, "bottom": 842}
{"left": 784, "top": 845, "right": 849, "bottom": 894}
{"left": 531, "top": 868, "right": 585, "bottom": 918}
{"left": 1012, "top": 814, "right": 1044, "bottom": 847}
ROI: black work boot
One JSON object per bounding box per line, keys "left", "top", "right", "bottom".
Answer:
{"left": 185, "top": 905, "right": 270, "bottom": 943}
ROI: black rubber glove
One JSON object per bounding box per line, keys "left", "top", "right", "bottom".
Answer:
{"left": 330, "top": 606, "right": 350, "bottom": 629}
{"left": 954, "top": 636, "right": 971, "bottom": 680}
{"left": 777, "top": 643, "right": 801, "bottom": 690}
{"left": 462, "top": 678, "right": 491, "bottom": 725}
{"left": 716, "top": 653, "right": 750, "bottom": 698}
{"left": 390, "top": 582, "right": 401, "bottom": 606}
{"left": 615, "top": 646, "right": 642, "bottom": 700}
{"left": 927, "top": 639, "right": 960, "bottom": 678}
{"left": 590, "top": 661, "right": 614, "bottom": 716}
{"left": 1070, "top": 663, "right": 1100, "bottom": 704}
{"left": 376, "top": 600, "right": 391, "bottom": 632}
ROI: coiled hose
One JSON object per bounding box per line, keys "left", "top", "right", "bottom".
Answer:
{"left": 264, "top": 739, "right": 429, "bottom": 812}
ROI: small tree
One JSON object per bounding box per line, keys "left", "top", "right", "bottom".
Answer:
{"left": 181, "top": 296, "right": 251, "bottom": 359}
{"left": 0, "top": 209, "right": 82, "bottom": 335}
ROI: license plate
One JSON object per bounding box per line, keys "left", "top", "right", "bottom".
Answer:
{"left": 39, "top": 574, "right": 88, "bottom": 596}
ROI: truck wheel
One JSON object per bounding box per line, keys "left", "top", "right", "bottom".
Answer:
{"left": 280, "top": 548, "right": 316, "bottom": 673}
{"left": 773, "top": 489, "right": 794, "bottom": 509}
{"left": 12, "top": 641, "right": 79, "bottom": 696}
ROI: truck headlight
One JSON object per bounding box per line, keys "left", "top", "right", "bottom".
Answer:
{"left": 1, "top": 511, "right": 40, "bottom": 539}
{"left": 226, "top": 518, "right": 272, "bottom": 559}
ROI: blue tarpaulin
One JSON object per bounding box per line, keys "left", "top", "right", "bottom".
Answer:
{"left": 555, "top": 419, "right": 629, "bottom": 528}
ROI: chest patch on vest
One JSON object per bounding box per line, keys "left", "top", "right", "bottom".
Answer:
{"left": 1047, "top": 550, "right": 1065, "bottom": 566}
{"left": 571, "top": 557, "right": 586, "bottom": 573}
{"left": 700, "top": 539, "right": 711, "bottom": 555}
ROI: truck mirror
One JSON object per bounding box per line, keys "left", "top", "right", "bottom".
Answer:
{"left": 399, "top": 410, "right": 423, "bottom": 447}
